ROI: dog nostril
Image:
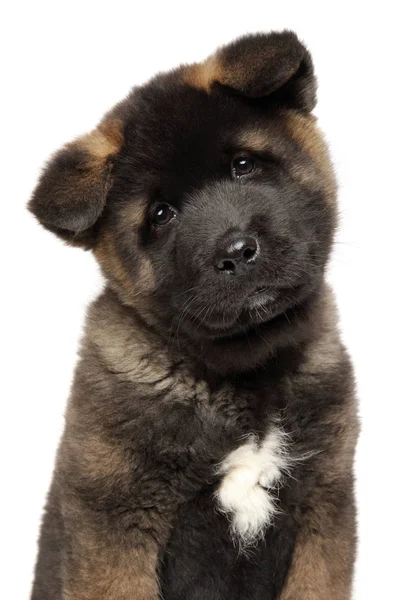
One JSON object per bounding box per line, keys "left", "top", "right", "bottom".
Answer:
{"left": 217, "top": 259, "right": 236, "bottom": 273}
{"left": 243, "top": 245, "right": 257, "bottom": 262}
{"left": 214, "top": 234, "right": 259, "bottom": 274}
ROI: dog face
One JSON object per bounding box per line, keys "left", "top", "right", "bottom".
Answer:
{"left": 29, "top": 31, "right": 337, "bottom": 348}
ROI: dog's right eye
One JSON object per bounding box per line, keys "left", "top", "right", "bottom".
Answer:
{"left": 152, "top": 203, "right": 176, "bottom": 226}
{"left": 231, "top": 156, "right": 255, "bottom": 178}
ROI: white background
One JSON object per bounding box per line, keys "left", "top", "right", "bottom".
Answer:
{"left": 1, "top": 1, "right": 399, "bottom": 598}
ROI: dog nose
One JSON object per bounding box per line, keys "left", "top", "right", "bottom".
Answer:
{"left": 214, "top": 234, "right": 260, "bottom": 274}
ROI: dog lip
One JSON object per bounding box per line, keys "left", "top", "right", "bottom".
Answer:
{"left": 248, "top": 285, "right": 275, "bottom": 299}
{"left": 248, "top": 282, "right": 304, "bottom": 299}
{"left": 249, "top": 285, "right": 267, "bottom": 297}
{"left": 246, "top": 288, "right": 279, "bottom": 309}
{"left": 247, "top": 284, "right": 281, "bottom": 303}
{"left": 245, "top": 282, "right": 305, "bottom": 311}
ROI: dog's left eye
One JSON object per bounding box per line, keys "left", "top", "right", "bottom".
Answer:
{"left": 231, "top": 156, "right": 255, "bottom": 178}
{"left": 152, "top": 203, "right": 176, "bottom": 226}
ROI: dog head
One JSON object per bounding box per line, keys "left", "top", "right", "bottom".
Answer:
{"left": 29, "top": 31, "right": 337, "bottom": 371}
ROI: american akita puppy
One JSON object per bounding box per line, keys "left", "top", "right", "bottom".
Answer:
{"left": 29, "top": 30, "right": 359, "bottom": 600}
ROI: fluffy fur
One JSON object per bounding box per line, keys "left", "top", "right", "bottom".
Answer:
{"left": 217, "top": 427, "right": 290, "bottom": 547}
{"left": 29, "top": 30, "right": 359, "bottom": 600}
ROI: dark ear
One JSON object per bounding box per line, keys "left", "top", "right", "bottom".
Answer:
{"left": 28, "top": 118, "right": 124, "bottom": 249}
{"left": 186, "top": 30, "right": 316, "bottom": 112}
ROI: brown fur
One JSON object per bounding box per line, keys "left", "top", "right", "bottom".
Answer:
{"left": 64, "top": 409, "right": 131, "bottom": 484}
{"left": 94, "top": 200, "right": 156, "bottom": 305}
{"left": 62, "top": 525, "right": 160, "bottom": 600}
{"left": 279, "top": 528, "right": 354, "bottom": 600}
{"left": 183, "top": 55, "right": 223, "bottom": 92}
{"left": 283, "top": 111, "right": 337, "bottom": 201}
{"left": 80, "top": 118, "right": 124, "bottom": 162}
{"left": 236, "top": 128, "right": 274, "bottom": 152}
{"left": 94, "top": 228, "right": 137, "bottom": 298}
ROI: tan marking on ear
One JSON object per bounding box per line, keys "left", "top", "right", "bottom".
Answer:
{"left": 183, "top": 55, "right": 223, "bottom": 92}
{"left": 79, "top": 118, "right": 124, "bottom": 161}
{"left": 284, "top": 112, "right": 337, "bottom": 201}
{"left": 99, "top": 118, "right": 125, "bottom": 153}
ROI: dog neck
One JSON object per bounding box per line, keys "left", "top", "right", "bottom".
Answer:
{"left": 84, "top": 280, "right": 337, "bottom": 384}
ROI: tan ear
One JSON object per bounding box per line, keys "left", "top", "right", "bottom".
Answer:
{"left": 28, "top": 118, "right": 124, "bottom": 249}
{"left": 185, "top": 30, "right": 316, "bottom": 112}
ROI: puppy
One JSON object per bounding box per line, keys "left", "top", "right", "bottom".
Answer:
{"left": 29, "top": 30, "right": 359, "bottom": 600}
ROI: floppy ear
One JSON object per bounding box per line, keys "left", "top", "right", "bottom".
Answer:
{"left": 186, "top": 30, "right": 316, "bottom": 112}
{"left": 28, "top": 118, "right": 124, "bottom": 249}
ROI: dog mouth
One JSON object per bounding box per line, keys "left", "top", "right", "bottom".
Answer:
{"left": 247, "top": 285, "right": 279, "bottom": 307}
{"left": 177, "top": 282, "right": 306, "bottom": 339}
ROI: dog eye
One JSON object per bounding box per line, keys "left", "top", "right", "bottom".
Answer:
{"left": 231, "top": 156, "right": 255, "bottom": 178}
{"left": 153, "top": 203, "right": 176, "bottom": 226}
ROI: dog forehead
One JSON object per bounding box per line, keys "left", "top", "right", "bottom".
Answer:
{"left": 115, "top": 87, "right": 229, "bottom": 190}
{"left": 123, "top": 87, "right": 290, "bottom": 169}
{"left": 128, "top": 84, "right": 232, "bottom": 148}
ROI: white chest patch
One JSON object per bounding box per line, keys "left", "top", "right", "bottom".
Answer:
{"left": 216, "top": 426, "right": 290, "bottom": 547}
